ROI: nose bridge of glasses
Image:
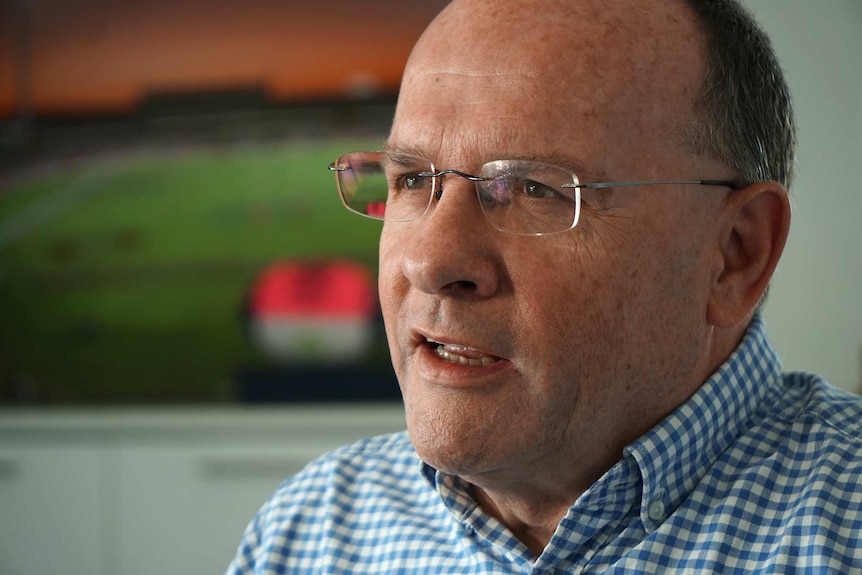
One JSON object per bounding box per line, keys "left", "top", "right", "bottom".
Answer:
{"left": 431, "top": 169, "right": 485, "bottom": 182}
{"left": 430, "top": 169, "right": 486, "bottom": 200}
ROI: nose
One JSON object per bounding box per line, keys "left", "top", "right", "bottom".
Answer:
{"left": 396, "top": 175, "right": 501, "bottom": 299}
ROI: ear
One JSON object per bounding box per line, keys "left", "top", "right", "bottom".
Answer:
{"left": 707, "top": 182, "right": 791, "bottom": 328}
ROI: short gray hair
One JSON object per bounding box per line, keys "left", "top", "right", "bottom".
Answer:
{"left": 685, "top": 0, "right": 796, "bottom": 189}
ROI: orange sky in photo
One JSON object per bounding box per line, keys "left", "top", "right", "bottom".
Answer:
{"left": 0, "top": 0, "right": 448, "bottom": 118}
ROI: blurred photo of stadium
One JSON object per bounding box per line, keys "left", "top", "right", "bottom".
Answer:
{"left": 0, "top": 0, "right": 449, "bottom": 403}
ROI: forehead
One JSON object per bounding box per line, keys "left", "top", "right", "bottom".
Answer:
{"left": 390, "top": 0, "right": 705, "bottom": 176}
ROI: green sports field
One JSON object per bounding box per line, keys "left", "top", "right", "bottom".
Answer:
{"left": 0, "top": 138, "right": 387, "bottom": 403}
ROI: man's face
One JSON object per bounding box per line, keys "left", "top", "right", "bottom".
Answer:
{"left": 379, "top": 0, "right": 733, "bottom": 486}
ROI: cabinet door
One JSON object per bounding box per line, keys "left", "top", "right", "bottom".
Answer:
{"left": 115, "top": 442, "right": 335, "bottom": 575}
{"left": 0, "top": 446, "right": 105, "bottom": 575}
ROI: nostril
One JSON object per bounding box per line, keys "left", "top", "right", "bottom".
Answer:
{"left": 444, "top": 280, "right": 478, "bottom": 294}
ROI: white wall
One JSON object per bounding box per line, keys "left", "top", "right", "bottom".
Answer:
{"left": 743, "top": 1, "right": 862, "bottom": 393}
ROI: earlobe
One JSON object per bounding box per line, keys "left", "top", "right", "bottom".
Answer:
{"left": 706, "top": 182, "right": 792, "bottom": 328}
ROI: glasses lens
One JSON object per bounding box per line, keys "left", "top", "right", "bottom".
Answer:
{"left": 333, "top": 152, "right": 435, "bottom": 222}
{"left": 477, "top": 161, "right": 580, "bottom": 235}
{"left": 334, "top": 152, "right": 389, "bottom": 219}
{"left": 333, "top": 154, "right": 579, "bottom": 234}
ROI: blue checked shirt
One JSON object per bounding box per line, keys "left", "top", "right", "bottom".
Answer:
{"left": 227, "top": 316, "right": 862, "bottom": 574}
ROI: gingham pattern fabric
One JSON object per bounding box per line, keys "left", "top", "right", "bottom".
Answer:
{"left": 227, "top": 315, "right": 862, "bottom": 574}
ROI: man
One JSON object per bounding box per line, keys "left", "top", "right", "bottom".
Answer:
{"left": 228, "top": 0, "right": 862, "bottom": 572}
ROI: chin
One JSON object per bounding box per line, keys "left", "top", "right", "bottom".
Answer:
{"left": 404, "top": 394, "right": 510, "bottom": 477}
{"left": 413, "top": 438, "right": 493, "bottom": 477}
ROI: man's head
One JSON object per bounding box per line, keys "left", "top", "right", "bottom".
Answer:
{"left": 376, "top": 0, "right": 792, "bottom": 492}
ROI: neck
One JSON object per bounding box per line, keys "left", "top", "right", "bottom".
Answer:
{"left": 472, "top": 482, "right": 575, "bottom": 557}
{"left": 464, "top": 452, "right": 619, "bottom": 558}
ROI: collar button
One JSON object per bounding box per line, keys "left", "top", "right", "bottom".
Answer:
{"left": 647, "top": 499, "right": 666, "bottom": 522}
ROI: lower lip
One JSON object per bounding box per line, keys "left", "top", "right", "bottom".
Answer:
{"left": 413, "top": 344, "right": 514, "bottom": 388}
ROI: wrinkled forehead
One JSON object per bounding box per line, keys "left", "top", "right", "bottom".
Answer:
{"left": 407, "top": 0, "right": 704, "bottom": 103}
{"left": 393, "top": 0, "right": 706, "bottom": 171}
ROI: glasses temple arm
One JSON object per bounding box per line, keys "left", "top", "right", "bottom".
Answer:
{"left": 561, "top": 179, "right": 741, "bottom": 190}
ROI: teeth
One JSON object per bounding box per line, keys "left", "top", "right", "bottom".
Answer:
{"left": 427, "top": 339, "right": 497, "bottom": 367}
{"left": 435, "top": 346, "right": 495, "bottom": 366}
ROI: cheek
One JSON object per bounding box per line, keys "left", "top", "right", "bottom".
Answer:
{"left": 508, "top": 247, "right": 594, "bottom": 358}
{"left": 377, "top": 227, "right": 403, "bottom": 300}
{"left": 509, "top": 241, "right": 643, "bottom": 377}
{"left": 377, "top": 227, "right": 409, "bottom": 350}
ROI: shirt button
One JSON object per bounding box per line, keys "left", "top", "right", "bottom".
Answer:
{"left": 648, "top": 500, "right": 666, "bottom": 521}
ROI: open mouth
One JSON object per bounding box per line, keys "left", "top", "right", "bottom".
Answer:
{"left": 425, "top": 338, "right": 500, "bottom": 367}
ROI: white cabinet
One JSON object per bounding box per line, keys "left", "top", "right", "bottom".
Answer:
{"left": 0, "top": 405, "right": 406, "bottom": 575}
{"left": 0, "top": 446, "right": 106, "bottom": 575}
{"left": 115, "top": 443, "right": 342, "bottom": 575}
{"left": 117, "top": 445, "right": 279, "bottom": 575}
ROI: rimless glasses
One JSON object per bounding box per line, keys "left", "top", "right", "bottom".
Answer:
{"left": 329, "top": 151, "right": 739, "bottom": 236}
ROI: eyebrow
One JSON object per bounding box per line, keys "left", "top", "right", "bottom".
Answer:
{"left": 380, "top": 142, "right": 431, "bottom": 168}
{"left": 382, "top": 140, "right": 609, "bottom": 182}
{"left": 513, "top": 152, "right": 605, "bottom": 181}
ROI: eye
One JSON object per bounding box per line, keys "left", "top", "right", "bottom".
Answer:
{"left": 394, "top": 173, "right": 431, "bottom": 192}
{"left": 404, "top": 175, "right": 424, "bottom": 190}
{"left": 523, "top": 181, "right": 560, "bottom": 198}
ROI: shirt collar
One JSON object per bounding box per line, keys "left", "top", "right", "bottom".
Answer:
{"left": 623, "top": 313, "right": 784, "bottom": 531}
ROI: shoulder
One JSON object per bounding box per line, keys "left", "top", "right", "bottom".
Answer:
{"left": 770, "top": 372, "right": 862, "bottom": 446}
{"left": 291, "top": 429, "right": 417, "bottom": 473}
{"left": 266, "top": 430, "right": 420, "bottom": 505}
{"left": 228, "top": 432, "right": 434, "bottom": 573}
{"left": 669, "top": 375, "right": 862, "bottom": 567}
{"left": 251, "top": 430, "right": 435, "bottom": 533}
{"left": 227, "top": 431, "right": 451, "bottom": 574}
{"left": 738, "top": 373, "right": 862, "bottom": 512}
